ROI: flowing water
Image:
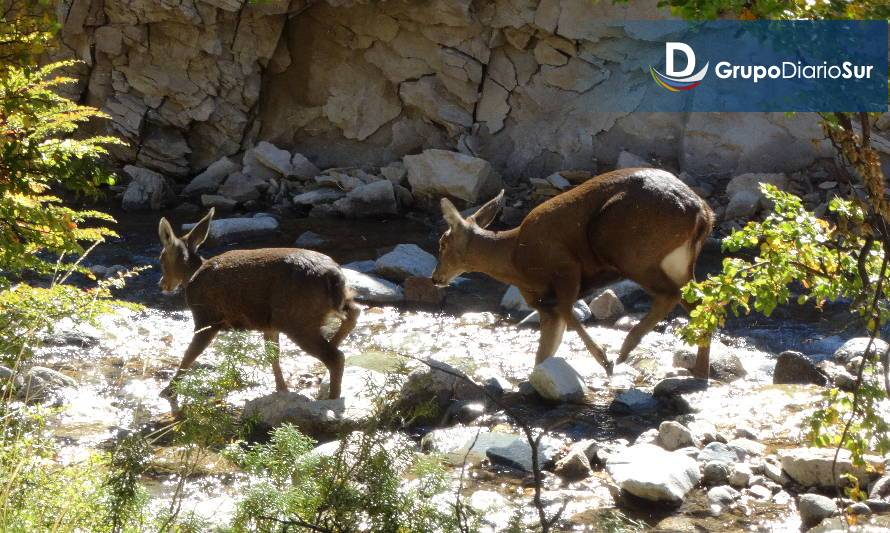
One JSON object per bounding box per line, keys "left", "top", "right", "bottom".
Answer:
{"left": 28, "top": 207, "right": 873, "bottom": 531}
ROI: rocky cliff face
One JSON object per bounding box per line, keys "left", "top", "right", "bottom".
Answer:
{"left": 58, "top": 0, "right": 834, "bottom": 181}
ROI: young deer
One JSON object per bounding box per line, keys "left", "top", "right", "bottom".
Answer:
{"left": 432, "top": 168, "right": 715, "bottom": 379}
{"left": 157, "top": 208, "right": 360, "bottom": 405}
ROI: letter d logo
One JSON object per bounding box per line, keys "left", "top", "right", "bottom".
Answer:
{"left": 650, "top": 42, "right": 709, "bottom": 92}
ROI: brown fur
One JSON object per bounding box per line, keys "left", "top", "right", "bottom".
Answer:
{"left": 432, "top": 168, "right": 714, "bottom": 378}
{"left": 157, "top": 209, "right": 360, "bottom": 406}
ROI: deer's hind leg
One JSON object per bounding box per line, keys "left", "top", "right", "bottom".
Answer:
{"left": 288, "top": 330, "right": 345, "bottom": 400}
{"left": 264, "top": 331, "right": 288, "bottom": 392}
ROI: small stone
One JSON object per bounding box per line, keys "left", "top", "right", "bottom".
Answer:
{"left": 729, "top": 463, "right": 753, "bottom": 488}
{"left": 707, "top": 485, "right": 739, "bottom": 515}
{"left": 798, "top": 493, "right": 838, "bottom": 529}
{"left": 554, "top": 447, "right": 592, "bottom": 480}
{"left": 342, "top": 269, "right": 404, "bottom": 304}
{"left": 746, "top": 485, "right": 772, "bottom": 500}
{"left": 374, "top": 244, "right": 437, "bottom": 281}
{"left": 847, "top": 502, "right": 871, "bottom": 516}
{"left": 529, "top": 357, "right": 586, "bottom": 403}
{"left": 183, "top": 157, "right": 240, "bottom": 196}
{"left": 252, "top": 141, "right": 293, "bottom": 176}
{"left": 292, "top": 188, "right": 345, "bottom": 207}
{"left": 735, "top": 425, "right": 759, "bottom": 441}
{"left": 703, "top": 461, "right": 732, "bottom": 486}
{"left": 609, "top": 389, "right": 659, "bottom": 415}
{"left": 698, "top": 442, "right": 741, "bottom": 464}
{"left": 121, "top": 166, "right": 173, "bottom": 211}
{"left": 818, "top": 181, "right": 838, "bottom": 190}
{"left": 201, "top": 194, "right": 238, "bottom": 210}
{"left": 588, "top": 289, "right": 625, "bottom": 321}
{"left": 658, "top": 421, "right": 699, "bottom": 451}
{"left": 762, "top": 460, "right": 791, "bottom": 486}
{"left": 295, "top": 231, "right": 325, "bottom": 248}
{"left": 290, "top": 153, "right": 320, "bottom": 180}
{"left": 605, "top": 443, "right": 702, "bottom": 504}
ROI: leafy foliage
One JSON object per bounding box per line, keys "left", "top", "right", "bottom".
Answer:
{"left": 0, "top": 0, "right": 121, "bottom": 285}
{"left": 621, "top": 0, "right": 890, "bottom": 20}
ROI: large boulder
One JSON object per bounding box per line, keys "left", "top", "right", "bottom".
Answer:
{"left": 798, "top": 493, "right": 839, "bottom": 530}
{"left": 778, "top": 447, "right": 883, "bottom": 488}
{"left": 833, "top": 337, "right": 889, "bottom": 365}
{"left": 181, "top": 215, "right": 278, "bottom": 245}
{"left": 333, "top": 180, "right": 398, "bottom": 218}
{"left": 774, "top": 351, "right": 827, "bottom": 386}
{"left": 528, "top": 357, "right": 587, "bottom": 403}
{"left": 182, "top": 157, "right": 240, "bottom": 196}
{"left": 404, "top": 149, "right": 502, "bottom": 205}
{"left": 606, "top": 443, "right": 702, "bottom": 504}
{"left": 121, "top": 166, "right": 174, "bottom": 211}
{"left": 342, "top": 269, "right": 404, "bottom": 303}
{"left": 374, "top": 244, "right": 437, "bottom": 281}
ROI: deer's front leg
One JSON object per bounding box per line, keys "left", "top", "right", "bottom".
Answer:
{"left": 161, "top": 325, "right": 220, "bottom": 406}
{"left": 550, "top": 268, "right": 613, "bottom": 376}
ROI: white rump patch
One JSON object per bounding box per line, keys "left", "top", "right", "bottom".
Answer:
{"left": 661, "top": 241, "right": 693, "bottom": 286}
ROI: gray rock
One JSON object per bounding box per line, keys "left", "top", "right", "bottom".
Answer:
{"left": 252, "top": 141, "right": 293, "bottom": 176}
{"left": 487, "top": 437, "right": 557, "bottom": 473}
{"left": 847, "top": 502, "right": 871, "bottom": 516}
{"left": 528, "top": 357, "right": 586, "bottom": 403}
{"left": 519, "top": 300, "right": 592, "bottom": 325}
{"left": 635, "top": 428, "right": 660, "bottom": 446}
{"left": 380, "top": 162, "right": 406, "bottom": 185}
{"left": 725, "top": 172, "right": 789, "bottom": 198}
{"left": 404, "top": 149, "right": 502, "bottom": 205}
{"left": 658, "top": 421, "right": 699, "bottom": 451}
{"left": 762, "top": 460, "right": 791, "bottom": 486}
{"left": 615, "top": 150, "right": 650, "bottom": 169}
{"left": 243, "top": 147, "right": 283, "bottom": 182}
{"left": 779, "top": 447, "right": 883, "bottom": 488}
{"left": 121, "top": 166, "right": 173, "bottom": 211}
{"left": 421, "top": 427, "right": 517, "bottom": 466}
{"left": 606, "top": 443, "right": 702, "bottom": 504}
{"left": 295, "top": 231, "right": 325, "bottom": 248}
{"left": 610, "top": 388, "right": 659, "bottom": 414}
{"left": 342, "top": 269, "right": 403, "bottom": 303}
{"left": 290, "top": 153, "right": 320, "bottom": 180}
{"left": 735, "top": 425, "right": 759, "bottom": 441}
{"left": 182, "top": 215, "right": 278, "bottom": 245}
{"left": 724, "top": 190, "right": 761, "bottom": 220}
{"left": 342, "top": 260, "right": 376, "bottom": 273}
{"left": 707, "top": 485, "right": 740, "bottom": 514}
{"left": 774, "top": 350, "right": 827, "bottom": 386}
{"left": 729, "top": 463, "right": 752, "bottom": 488}
{"left": 16, "top": 366, "right": 76, "bottom": 405}
{"left": 243, "top": 391, "right": 372, "bottom": 440}
{"left": 554, "top": 446, "right": 592, "bottom": 480}
{"left": 292, "top": 188, "right": 346, "bottom": 207}
{"left": 334, "top": 179, "right": 398, "bottom": 218}
{"left": 201, "top": 194, "right": 238, "bottom": 210}
{"left": 374, "top": 244, "right": 437, "bottom": 281}
{"left": 698, "top": 442, "right": 741, "bottom": 464}
{"left": 399, "top": 359, "right": 482, "bottom": 416}
{"left": 703, "top": 461, "right": 732, "bottom": 486}
{"left": 728, "top": 438, "right": 766, "bottom": 460}
{"left": 500, "top": 285, "right": 531, "bottom": 311}
{"left": 653, "top": 377, "right": 709, "bottom": 397}
{"left": 869, "top": 474, "right": 890, "bottom": 501}
{"left": 217, "top": 171, "right": 266, "bottom": 202}
{"left": 589, "top": 289, "right": 625, "bottom": 321}
{"left": 834, "top": 337, "right": 889, "bottom": 365}
{"left": 798, "top": 493, "right": 838, "bottom": 529}
{"left": 183, "top": 157, "right": 240, "bottom": 196}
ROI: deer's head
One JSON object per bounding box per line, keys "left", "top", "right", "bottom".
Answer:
{"left": 157, "top": 208, "right": 214, "bottom": 293}
{"left": 431, "top": 190, "right": 504, "bottom": 287}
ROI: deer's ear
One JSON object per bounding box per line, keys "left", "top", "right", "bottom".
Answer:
{"left": 185, "top": 208, "right": 214, "bottom": 252}
{"left": 440, "top": 198, "right": 464, "bottom": 229}
{"left": 158, "top": 218, "right": 177, "bottom": 248}
{"left": 468, "top": 190, "right": 504, "bottom": 229}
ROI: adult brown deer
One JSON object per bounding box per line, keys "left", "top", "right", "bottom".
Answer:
{"left": 157, "top": 208, "right": 360, "bottom": 406}
{"left": 431, "top": 168, "right": 714, "bottom": 379}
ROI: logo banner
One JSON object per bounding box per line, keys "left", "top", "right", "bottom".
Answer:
{"left": 608, "top": 20, "right": 887, "bottom": 112}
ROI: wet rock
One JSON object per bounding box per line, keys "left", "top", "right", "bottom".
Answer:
{"left": 374, "top": 244, "right": 437, "bottom": 281}
{"left": 609, "top": 388, "right": 659, "bottom": 414}
{"left": 486, "top": 437, "right": 557, "bottom": 473}
{"left": 452, "top": 401, "right": 485, "bottom": 425}
{"left": 403, "top": 276, "right": 445, "bottom": 304}
{"left": 182, "top": 157, "right": 240, "bottom": 196}
{"left": 730, "top": 463, "right": 753, "bottom": 488}
{"left": 421, "top": 426, "right": 517, "bottom": 466}
{"left": 778, "top": 447, "right": 883, "bottom": 488}
{"left": 333, "top": 180, "right": 399, "bottom": 218}
{"left": 658, "top": 421, "right": 699, "bottom": 451}
{"left": 773, "top": 350, "right": 828, "bottom": 386}
{"left": 201, "top": 194, "right": 238, "bottom": 211}
{"left": 798, "top": 493, "right": 838, "bottom": 529}
{"left": 698, "top": 442, "right": 741, "bottom": 464}
{"left": 242, "top": 392, "right": 372, "bottom": 439}
{"left": 404, "top": 149, "right": 502, "bottom": 205}
{"left": 292, "top": 188, "right": 346, "bottom": 207}
{"left": 342, "top": 269, "right": 404, "bottom": 303}
{"left": 834, "top": 337, "right": 889, "bottom": 365}
{"left": 181, "top": 215, "right": 278, "bottom": 245}
{"left": 615, "top": 151, "right": 650, "bottom": 169}
{"left": 295, "top": 231, "right": 325, "bottom": 248}
{"left": 707, "top": 485, "right": 740, "bottom": 515}
{"left": 605, "top": 443, "right": 702, "bottom": 505}
{"left": 588, "top": 289, "right": 625, "bottom": 321}
{"left": 703, "top": 461, "right": 732, "bottom": 486}
{"left": 252, "top": 141, "right": 293, "bottom": 176}
{"left": 121, "top": 165, "right": 174, "bottom": 211}
{"left": 869, "top": 474, "right": 890, "bottom": 500}
{"left": 290, "top": 153, "right": 320, "bottom": 180}
{"left": 529, "top": 357, "right": 586, "bottom": 403}
{"left": 399, "top": 359, "right": 482, "bottom": 417}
